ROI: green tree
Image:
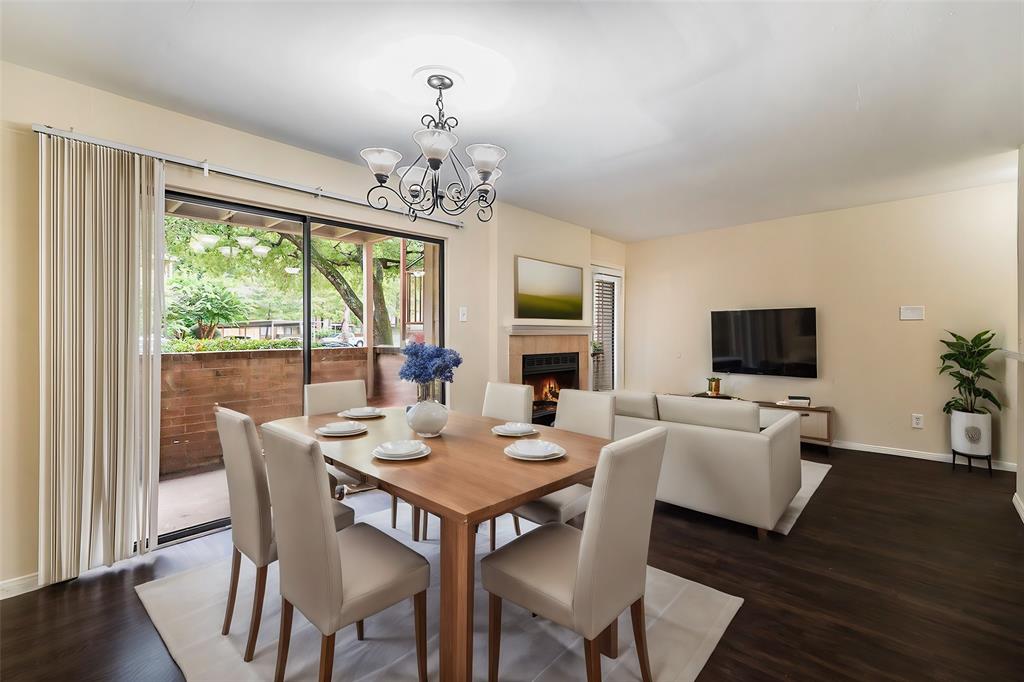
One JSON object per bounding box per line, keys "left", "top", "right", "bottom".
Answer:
{"left": 166, "top": 276, "right": 249, "bottom": 339}
{"left": 163, "top": 215, "right": 422, "bottom": 345}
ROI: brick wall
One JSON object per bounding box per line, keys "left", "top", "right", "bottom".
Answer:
{"left": 160, "top": 347, "right": 369, "bottom": 477}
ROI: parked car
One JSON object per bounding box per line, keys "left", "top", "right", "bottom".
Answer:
{"left": 320, "top": 335, "right": 365, "bottom": 348}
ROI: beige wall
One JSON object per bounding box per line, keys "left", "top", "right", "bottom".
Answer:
{"left": 0, "top": 62, "right": 623, "bottom": 582}
{"left": 625, "top": 183, "right": 1019, "bottom": 466}
{"left": 591, "top": 233, "right": 627, "bottom": 269}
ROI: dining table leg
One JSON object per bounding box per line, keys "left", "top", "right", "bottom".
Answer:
{"left": 440, "top": 516, "right": 475, "bottom": 682}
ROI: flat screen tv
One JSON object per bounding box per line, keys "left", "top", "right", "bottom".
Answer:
{"left": 711, "top": 308, "right": 817, "bottom": 378}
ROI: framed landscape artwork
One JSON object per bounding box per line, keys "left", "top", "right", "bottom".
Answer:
{"left": 515, "top": 256, "right": 584, "bottom": 320}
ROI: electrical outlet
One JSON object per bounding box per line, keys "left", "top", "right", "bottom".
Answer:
{"left": 911, "top": 413, "right": 924, "bottom": 429}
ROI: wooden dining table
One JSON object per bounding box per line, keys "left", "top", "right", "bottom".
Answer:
{"left": 267, "top": 407, "right": 609, "bottom": 682}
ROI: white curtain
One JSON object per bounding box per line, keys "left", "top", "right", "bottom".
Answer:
{"left": 38, "top": 135, "right": 164, "bottom": 584}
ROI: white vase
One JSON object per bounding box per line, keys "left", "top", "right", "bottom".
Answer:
{"left": 407, "top": 380, "right": 449, "bottom": 437}
{"left": 950, "top": 410, "right": 991, "bottom": 457}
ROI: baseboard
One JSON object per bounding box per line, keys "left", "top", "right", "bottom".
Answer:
{"left": 1013, "top": 493, "right": 1024, "bottom": 527}
{"left": 0, "top": 572, "right": 40, "bottom": 600}
{"left": 832, "top": 440, "right": 1018, "bottom": 472}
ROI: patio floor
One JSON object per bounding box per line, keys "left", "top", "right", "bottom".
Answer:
{"left": 158, "top": 468, "right": 230, "bottom": 536}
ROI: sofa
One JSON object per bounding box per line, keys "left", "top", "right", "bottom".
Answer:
{"left": 611, "top": 392, "right": 802, "bottom": 535}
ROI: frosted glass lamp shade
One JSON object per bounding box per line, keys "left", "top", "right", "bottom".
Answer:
{"left": 284, "top": 266, "right": 300, "bottom": 275}
{"left": 466, "top": 144, "right": 506, "bottom": 178}
{"left": 465, "top": 166, "right": 502, "bottom": 185}
{"left": 252, "top": 245, "right": 271, "bottom": 258}
{"left": 195, "top": 233, "right": 221, "bottom": 248}
{"left": 218, "top": 246, "right": 240, "bottom": 258}
{"left": 235, "top": 236, "right": 259, "bottom": 249}
{"left": 189, "top": 240, "right": 206, "bottom": 253}
{"left": 413, "top": 129, "right": 458, "bottom": 169}
{"left": 360, "top": 147, "right": 402, "bottom": 182}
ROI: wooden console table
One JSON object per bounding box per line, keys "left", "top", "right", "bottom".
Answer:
{"left": 756, "top": 401, "right": 834, "bottom": 447}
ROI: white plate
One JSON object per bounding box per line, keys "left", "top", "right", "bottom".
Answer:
{"left": 315, "top": 421, "right": 368, "bottom": 437}
{"left": 492, "top": 422, "right": 537, "bottom": 436}
{"left": 373, "top": 445, "right": 431, "bottom": 461}
{"left": 508, "top": 439, "right": 561, "bottom": 457}
{"left": 504, "top": 444, "right": 565, "bottom": 461}
{"left": 377, "top": 439, "right": 425, "bottom": 456}
{"left": 492, "top": 425, "right": 540, "bottom": 437}
{"left": 341, "top": 407, "right": 384, "bottom": 419}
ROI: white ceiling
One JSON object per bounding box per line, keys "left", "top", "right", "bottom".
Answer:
{"left": 2, "top": 1, "right": 1022, "bottom": 242}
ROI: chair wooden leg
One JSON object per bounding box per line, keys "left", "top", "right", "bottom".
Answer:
{"left": 274, "top": 598, "right": 294, "bottom": 682}
{"left": 412, "top": 506, "right": 421, "bottom": 541}
{"left": 513, "top": 515, "right": 521, "bottom": 536}
{"left": 756, "top": 527, "right": 768, "bottom": 541}
{"left": 583, "top": 636, "right": 602, "bottom": 682}
{"left": 489, "top": 518, "right": 497, "bottom": 552}
{"left": 422, "top": 511, "right": 429, "bottom": 540}
{"left": 244, "top": 565, "right": 269, "bottom": 662}
{"left": 222, "top": 547, "right": 241, "bottom": 635}
{"left": 356, "top": 619, "right": 364, "bottom": 641}
{"left": 597, "top": 617, "right": 618, "bottom": 658}
{"left": 630, "top": 598, "right": 653, "bottom": 682}
{"left": 318, "top": 633, "right": 336, "bottom": 682}
{"left": 488, "top": 593, "right": 502, "bottom": 682}
{"left": 414, "top": 590, "right": 428, "bottom": 682}
{"left": 391, "top": 494, "right": 398, "bottom": 529}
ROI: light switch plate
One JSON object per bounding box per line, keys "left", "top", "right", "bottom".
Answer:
{"left": 458, "top": 305, "right": 468, "bottom": 322}
{"left": 900, "top": 305, "right": 925, "bottom": 321}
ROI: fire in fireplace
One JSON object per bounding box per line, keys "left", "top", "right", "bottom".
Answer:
{"left": 521, "top": 352, "right": 580, "bottom": 425}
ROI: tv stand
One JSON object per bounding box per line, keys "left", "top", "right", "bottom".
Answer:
{"left": 756, "top": 401, "right": 834, "bottom": 446}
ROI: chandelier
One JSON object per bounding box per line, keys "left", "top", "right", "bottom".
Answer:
{"left": 359, "top": 74, "right": 506, "bottom": 223}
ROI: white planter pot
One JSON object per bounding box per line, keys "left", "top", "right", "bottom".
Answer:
{"left": 950, "top": 410, "right": 991, "bottom": 457}
{"left": 407, "top": 380, "right": 449, "bottom": 437}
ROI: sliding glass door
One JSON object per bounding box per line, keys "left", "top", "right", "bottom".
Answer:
{"left": 307, "top": 221, "right": 443, "bottom": 407}
{"left": 158, "top": 193, "right": 444, "bottom": 541}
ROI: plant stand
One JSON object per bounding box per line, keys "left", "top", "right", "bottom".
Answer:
{"left": 951, "top": 449, "right": 993, "bottom": 477}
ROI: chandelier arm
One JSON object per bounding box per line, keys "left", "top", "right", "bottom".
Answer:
{"left": 367, "top": 184, "right": 436, "bottom": 214}
{"left": 448, "top": 149, "right": 472, "bottom": 191}
{"left": 476, "top": 203, "right": 494, "bottom": 222}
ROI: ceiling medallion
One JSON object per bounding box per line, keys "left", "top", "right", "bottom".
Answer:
{"left": 360, "top": 74, "right": 506, "bottom": 223}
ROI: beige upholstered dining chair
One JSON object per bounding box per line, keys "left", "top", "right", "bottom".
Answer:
{"left": 481, "top": 381, "right": 534, "bottom": 549}
{"left": 482, "top": 426, "right": 668, "bottom": 682}
{"left": 513, "top": 389, "right": 615, "bottom": 527}
{"left": 214, "top": 407, "right": 355, "bottom": 662}
{"left": 303, "top": 380, "right": 366, "bottom": 500}
{"left": 303, "top": 379, "right": 430, "bottom": 540}
{"left": 260, "top": 422, "right": 430, "bottom": 682}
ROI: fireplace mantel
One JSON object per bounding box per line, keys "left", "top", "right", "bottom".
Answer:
{"left": 507, "top": 324, "right": 592, "bottom": 336}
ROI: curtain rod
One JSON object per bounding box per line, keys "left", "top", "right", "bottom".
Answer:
{"left": 32, "top": 124, "right": 463, "bottom": 229}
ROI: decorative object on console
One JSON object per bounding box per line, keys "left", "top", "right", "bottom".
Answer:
{"left": 359, "top": 73, "right": 506, "bottom": 223}
{"left": 400, "top": 342, "right": 463, "bottom": 437}
{"left": 514, "top": 256, "right": 584, "bottom": 320}
{"left": 707, "top": 377, "right": 722, "bottom": 396}
{"left": 939, "top": 329, "right": 1002, "bottom": 474}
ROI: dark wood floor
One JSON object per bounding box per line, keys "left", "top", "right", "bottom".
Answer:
{"left": 2, "top": 447, "right": 1022, "bottom": 681}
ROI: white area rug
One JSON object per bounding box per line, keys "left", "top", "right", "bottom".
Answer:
{"left": 137, "top": 507, "right": 742, "bottom": 681}
{"left": 773, "top": 460, "right": 832, "bottom": 535}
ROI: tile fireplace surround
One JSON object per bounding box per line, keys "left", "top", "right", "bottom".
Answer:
{"left": 507, "top": 327, "right": 591, "bottom": 389}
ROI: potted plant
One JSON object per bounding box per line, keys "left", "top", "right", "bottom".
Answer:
{"left": 400, "top": 342, "right": 463, "bottom": 437}
{"left": 590, "top": 340, "right": 604, "bottom": 358}
{"left": 707, "top": 377, "right": 722, "bottom": 396}
{"left": 939, "top": 330, "right": 1002, "bottom": 457}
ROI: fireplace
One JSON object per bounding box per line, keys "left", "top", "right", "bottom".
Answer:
{"left": 522, "top": 352, "right": 580, "bottom": 425}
